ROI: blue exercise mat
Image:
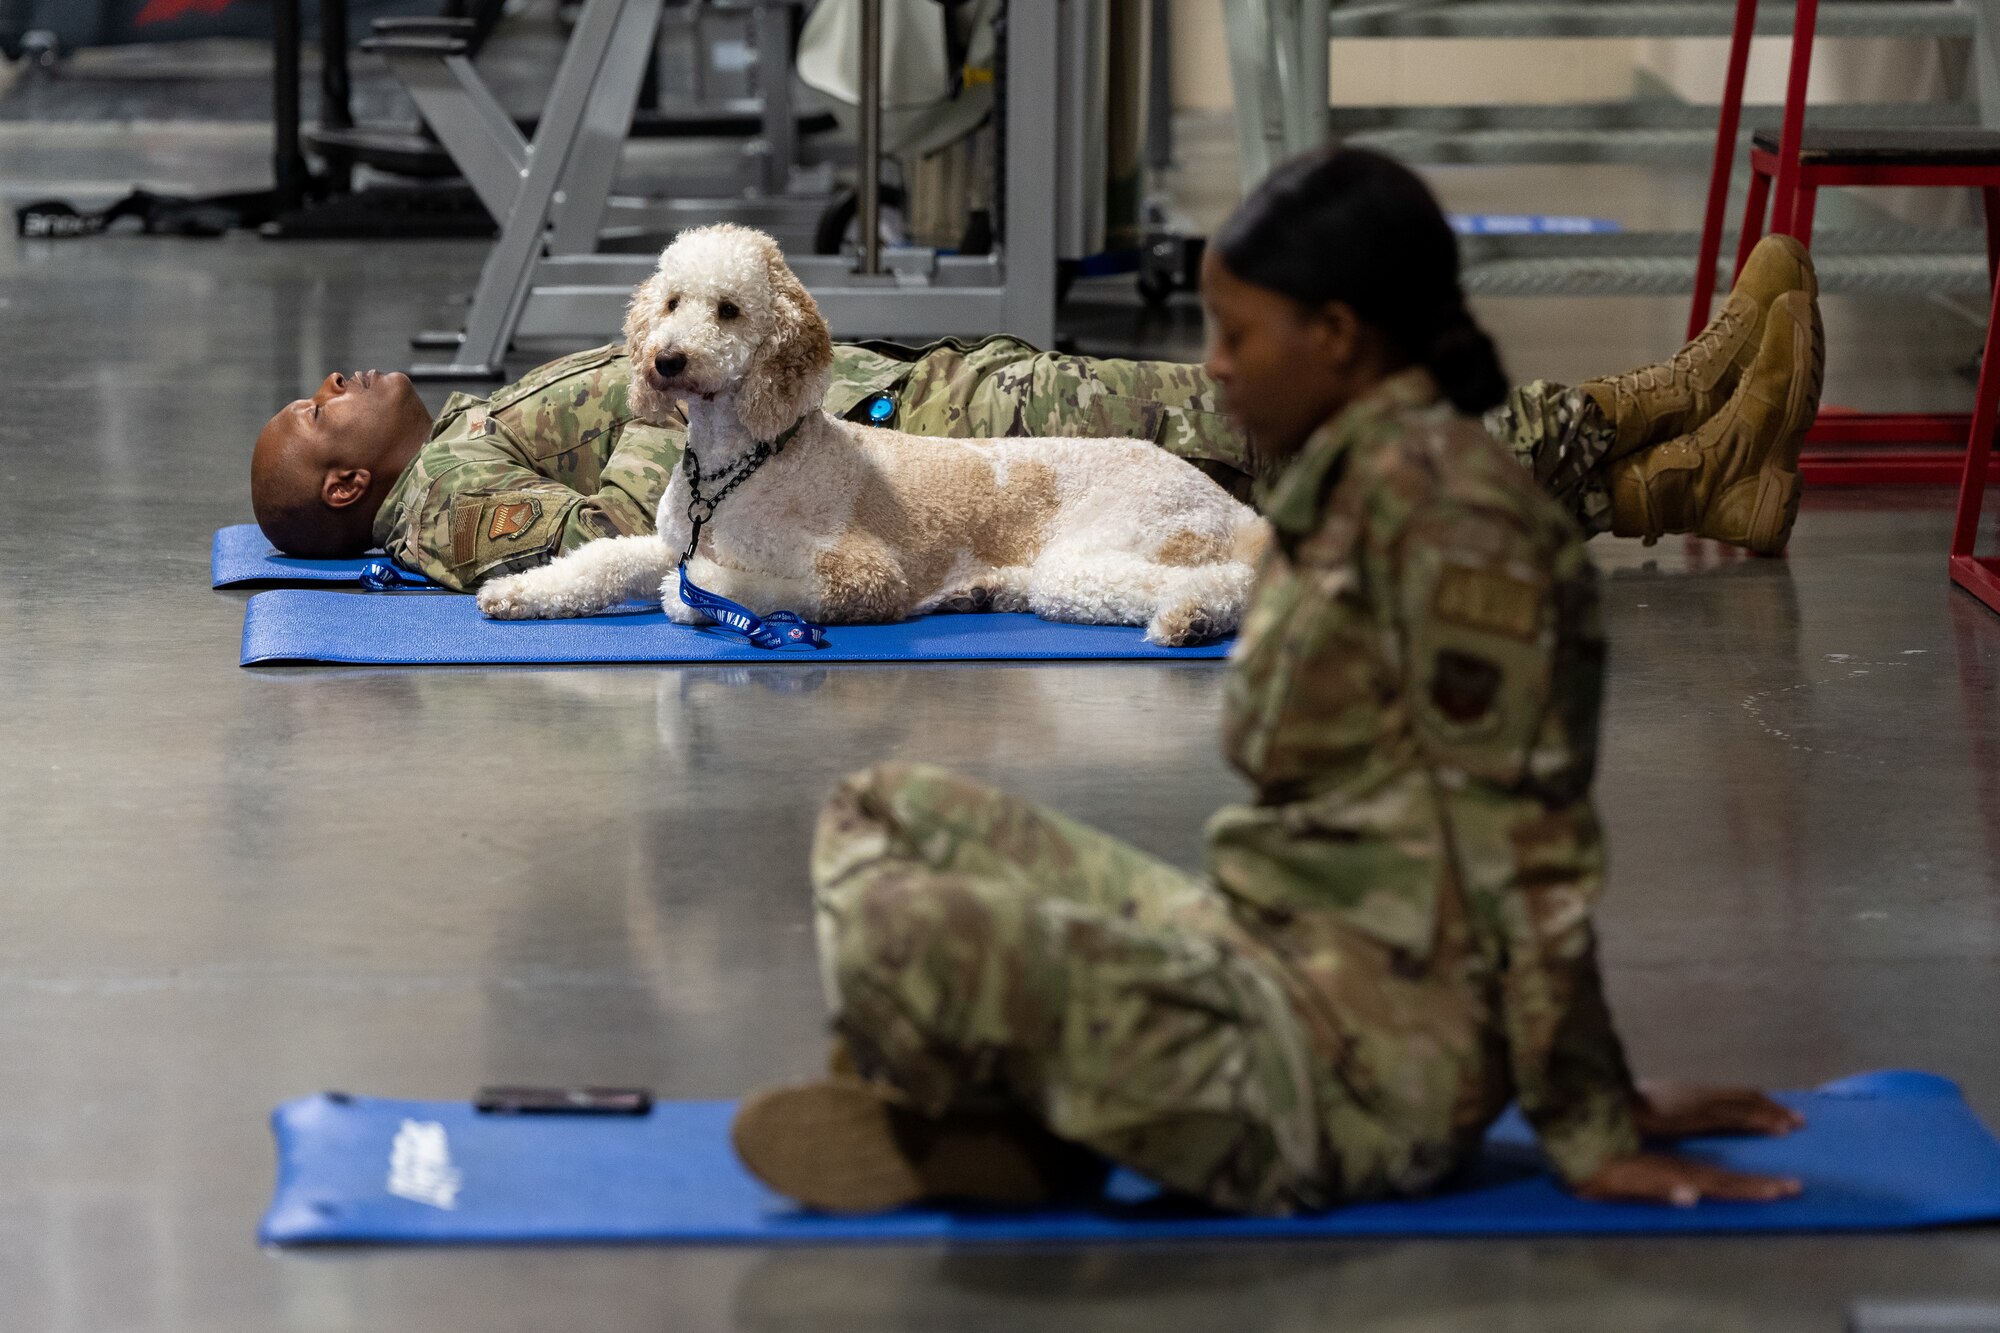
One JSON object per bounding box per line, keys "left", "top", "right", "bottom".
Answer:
{"left": 259, "top": 1071, "right": 2000, "bottom": 1246}
{"left": 211, "top": 525, "right": 434, "bottom": 589}
{"left": 239, "top": 589, "right": 1233, "bottom": 666}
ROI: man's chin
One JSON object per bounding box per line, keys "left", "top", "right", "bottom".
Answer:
{"left": 386, "top": 380, "right": 434, "bottom": 444}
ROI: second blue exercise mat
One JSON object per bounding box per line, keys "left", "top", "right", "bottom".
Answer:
{"left": 240, "top": 589, "right": 1234, "bottom": 666}
{"left": 212, "top": 524, "right": 434, "bottom": 588}
{"left": 260, "top": 1071, "right": 2000, "bottom": 1245}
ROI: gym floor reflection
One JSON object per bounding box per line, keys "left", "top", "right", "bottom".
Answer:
{"left": 1, "top": 122, "right": 1998, "bottom": 1332}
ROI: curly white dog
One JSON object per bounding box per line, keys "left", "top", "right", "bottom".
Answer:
{"left": 477, "top": 224, "right": 1264, "bottom": 645}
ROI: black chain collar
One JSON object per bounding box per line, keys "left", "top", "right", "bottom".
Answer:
{"left": 678, "top": 416, "right": 808, "bottom": 565}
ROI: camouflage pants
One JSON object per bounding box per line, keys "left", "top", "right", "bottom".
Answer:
{"left": 888, "top": 339, "right": 1617, "bottom": 531}
{"left": 1482, "top": 381, "right": 1619, "bottom": 536}
{"left": 886, "top": 336, "right": 1257, "bottom": 498}
{"left": 810, "top": 762, "right": 1460, "bottom": 1216}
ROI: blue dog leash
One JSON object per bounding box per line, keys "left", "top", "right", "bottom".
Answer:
{"left": 676, "top": 418, "right": 828, "bottom": 651}
{"left": 674, "top": 571, "right": 826, "bottom": 649}
{"left": 358, "top": 560, "right": 435, "bottom": 591}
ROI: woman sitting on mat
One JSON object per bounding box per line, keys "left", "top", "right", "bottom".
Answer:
{"left": 728, "top": 147, "right": 1811, "bottom": 1216}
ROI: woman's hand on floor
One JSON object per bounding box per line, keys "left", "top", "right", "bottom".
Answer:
{"left": 1571, "top": 1083, "right": 1807, "bottom": 1207}
{"left": 1573, "top": 1152, "right": 1802, "bottom": 1207}
{"left": 1632, "top": 1082, "right": 1807, "bottom": 1139}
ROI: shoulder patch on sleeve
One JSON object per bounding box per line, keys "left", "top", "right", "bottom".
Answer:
{"left": 1434, "top": 565, "right": 1541, "bottom": 641}
{"left": 488, "top": 498, "right": 542, "bottom": 541}
{"left": 1430, "top": 648, "right": 1503, "bottom": 723}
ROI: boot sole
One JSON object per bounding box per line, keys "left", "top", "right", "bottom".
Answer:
{"left": 1761, "top": 233, "right": 1820, "bottom": 306}
{"left": 732, "top": 1081, "right": 930, "bottom": 1214}
{"left": 1706, "top": 235, "right": 1818, "bottom": 435}
{"left": 1746, "top": 292, "right": 1822, "bottom": 556}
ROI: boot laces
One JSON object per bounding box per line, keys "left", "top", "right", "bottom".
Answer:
{"left": 1604, "top": 301, "right": 1747, "bottom": 397}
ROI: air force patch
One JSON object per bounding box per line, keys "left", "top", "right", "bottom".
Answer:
{"left": 1430, "top": 648, "right": 1503, "bottom": 723}
{"left": 487, "top": 498, "right": 541, "bottom": 541}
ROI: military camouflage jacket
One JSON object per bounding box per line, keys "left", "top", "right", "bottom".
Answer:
{"left": 374, "top": 337, "right": 1247, "bottom": 591}
{"left": 372, "top": 343, "right": 896, "bottom": 590}
{"left": 1208, "top": 368, "right": 1640, "bottom": 1187}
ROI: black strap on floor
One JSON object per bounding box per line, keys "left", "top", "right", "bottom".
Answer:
{"left": 15, "top": 188, "right": 276, "bottom": 240}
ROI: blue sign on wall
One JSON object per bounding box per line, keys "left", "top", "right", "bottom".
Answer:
{"left": 1449, "top": 215, "right": 1624, "bottom": 236}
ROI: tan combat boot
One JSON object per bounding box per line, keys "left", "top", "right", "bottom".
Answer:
{"left": 1581, "top": 234, "right": 1817, "bottom": 458}
{"left": 1607, "top": 288, "right": 1823, "bottom": 556}
{"left": 732, "top": 1077, "right": 1109, "bottom": 1213}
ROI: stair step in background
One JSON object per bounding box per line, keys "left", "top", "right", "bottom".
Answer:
{"left": 1221, "top": 0, "right": 1992, "bottom": 296}
{"left": 1459, "top": 226, "right": 1988, "bottom": 294}
{"left": 1326, "top": 0, "right": 1973, "bottom": 39}
{"left": 1335, "top": 102, "right": 1978, "bottom": 163}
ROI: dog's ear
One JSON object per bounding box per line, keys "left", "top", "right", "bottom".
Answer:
{"left": 623, "top": 268, "right": 678, "bottom": 423}
{"left": 624, "top": 268, "right": 668, "bottom": 361}
{"left": 736, "top": 238, "right": 832, "bottom": 440}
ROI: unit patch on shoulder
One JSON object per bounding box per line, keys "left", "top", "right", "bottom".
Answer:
{"left": 488, "top": 498, "right": 541, "bottom": 541}
{"left": 1433, "top": 565, "right": 1541, "bottom": 641}
{"left": 1429, "top": 648, "right": 1503, "bottom": 723}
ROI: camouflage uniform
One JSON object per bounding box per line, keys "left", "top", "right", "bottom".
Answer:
{"left": 373, "top": 345, "right": 674, "bottom": 590}
{"left": 812, "top": 368, "right": 1639, "bottom": 1216}
{"left": 373, "top": 339, "right": 1617, "bottom": 591}
{"left": 880, "top": 337, "right": 1253, "bottom": 495}
{"left": 1484, "top": 381, "right": 1617, "bottom": 537}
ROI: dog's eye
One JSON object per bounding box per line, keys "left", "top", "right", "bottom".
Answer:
{"left": 666, "top": 296, "right": 680, "bottom": 313}
{"left": 717, "top": 300, "right": 740, "bottom": 320}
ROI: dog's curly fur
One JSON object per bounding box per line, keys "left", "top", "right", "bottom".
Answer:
{"left": 478, "top": 224, "right": 1266, "bottom": 645}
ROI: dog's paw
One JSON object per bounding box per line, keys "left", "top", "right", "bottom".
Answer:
{"left": 477, "top": 577, "right": 538, "bottom": 620}
{"left": 935, "top": 585, "right": 994, "bottom": 614}
{"left": 935, "top": 579, "right": 1028, "bottom": 615}
{"left": 1147, "top": 605, "right": 1226, "bottom": 647}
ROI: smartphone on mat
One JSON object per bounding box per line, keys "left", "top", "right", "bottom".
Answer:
{"left": 474, "top": 1086, "right": 653, "bottom": 1115}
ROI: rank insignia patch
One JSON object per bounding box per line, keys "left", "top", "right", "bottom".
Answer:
{"left": 1434, "top": 566, "right": 1540, "bottom": 640}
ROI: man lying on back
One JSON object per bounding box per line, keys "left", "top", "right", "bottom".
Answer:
{"left": 250, "top": 237, "right": 1820, "bottom": 590}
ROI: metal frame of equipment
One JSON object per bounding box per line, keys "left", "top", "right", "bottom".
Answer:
{"left": 392, "top": 0, "right": 1067, "bottom": 379}
{"left": 1220, "top": 0, "right": 1328, "bottom": 195}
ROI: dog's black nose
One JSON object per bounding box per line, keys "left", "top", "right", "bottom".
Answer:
{"left": 654, "top": 352, "right": 687, "bottom": 380}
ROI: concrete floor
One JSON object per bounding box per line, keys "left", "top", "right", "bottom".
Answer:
{"left": 2, "top": 109, "right": 2000, "bottom": 1332}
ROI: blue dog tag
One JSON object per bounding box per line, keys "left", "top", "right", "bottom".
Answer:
{"left": 866, "top": 393, "right": 895, "bottom": 424}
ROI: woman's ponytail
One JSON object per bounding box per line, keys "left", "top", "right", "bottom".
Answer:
{"left": 1422, "top": 307, "right": 1509, "bottom": 416}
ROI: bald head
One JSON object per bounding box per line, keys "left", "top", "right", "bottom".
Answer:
{"left": 251, "top": 369, "right": 434, "bottom": 557}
